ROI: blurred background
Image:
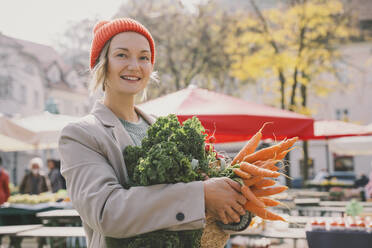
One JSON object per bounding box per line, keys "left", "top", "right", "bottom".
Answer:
{"left": 1, "top": 1, "right": 372, "bottom": 247}
{"left": 1, "top": 0, "right": 371, "bottom": 188}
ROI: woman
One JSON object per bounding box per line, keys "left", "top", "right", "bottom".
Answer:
{"left": 58, "top": 18, "right": 246, "bottom": 247}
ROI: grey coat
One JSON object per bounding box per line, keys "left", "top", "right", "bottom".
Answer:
{"left": 58, "top": 101, "right": 205, "bottom": 248}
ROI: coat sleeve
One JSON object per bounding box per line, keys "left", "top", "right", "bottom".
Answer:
{"left": 58, "top": 123, "right": 205, "bottom": 238}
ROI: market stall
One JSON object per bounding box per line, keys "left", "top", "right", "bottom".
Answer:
{"left": 12, "top": 111, "right": 79, "bottom": 150}
{"left": 0, "top": 190, "right": 71, "bottom": 225}
{"left": 139, "top": 85, "right": 314, "bottom": 143}
{"left": 0, "top": 115, "right": 36, "bottom": 152}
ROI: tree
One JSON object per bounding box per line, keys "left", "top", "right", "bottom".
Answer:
{"left": 57, "top": 18, "right": 98, "bottom": 74}
{"left": 227, "top": 0, "right": 358, "bottom": 182}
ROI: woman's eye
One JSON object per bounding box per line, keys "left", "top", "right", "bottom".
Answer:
{"left": 140, "top": 56, "right": 150, "bottom": 61}
{"left": 117, "top": 53, "right": 127, "bottom": 58}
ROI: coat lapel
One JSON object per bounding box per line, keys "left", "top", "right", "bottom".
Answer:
{"left": 90, "top": 101, "right": 156, "bottom": 152}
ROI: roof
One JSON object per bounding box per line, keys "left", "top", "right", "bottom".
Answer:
{"left": 0, "top": 33, "right": 87, "bottom": 94}
{"left": 10, "top": 35, "right": 70, "bottom": 73}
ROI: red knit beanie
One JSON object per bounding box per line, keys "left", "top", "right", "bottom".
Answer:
{"left": 90, "top": 18, "right": 155, "bottom": 69}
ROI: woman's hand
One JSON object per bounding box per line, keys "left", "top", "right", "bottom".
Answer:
{"left": 203, "top": 177, "right": 247, "bottom": 224}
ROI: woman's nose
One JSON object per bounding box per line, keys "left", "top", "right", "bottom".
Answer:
{"left": 127, "top": 58, "right": 139, "bottom": 70}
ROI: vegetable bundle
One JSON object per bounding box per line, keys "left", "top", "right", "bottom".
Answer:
{"left": 106, "top": 115, "right": 218, "bottom": 248}
{"left": 222, "top": 124, "right": 298, "bottom": 223}
{"left": 106, "top": 116, "right": 298, "bottom": 248}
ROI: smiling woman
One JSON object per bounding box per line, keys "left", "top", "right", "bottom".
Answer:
{"left": 58, "top": 17, "right": 247, "bottom": 248}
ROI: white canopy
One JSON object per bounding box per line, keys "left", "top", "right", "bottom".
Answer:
{"left": 0, "top": 115, "right": 36, "bottom": 152}
{"left": 12, "top": 112, "right": 78, "bottom": 150}
{"left": 314, "top": 120, "right": 371, "bottom": 138}
{"left": 329, "top": 135, "right": 372, "bottom": 156}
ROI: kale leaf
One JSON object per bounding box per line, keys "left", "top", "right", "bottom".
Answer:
{"left": 110, "top": 114, "right": 214, "bottom": 248}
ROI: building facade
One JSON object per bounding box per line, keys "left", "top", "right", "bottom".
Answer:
{"left": 0, "top": 33, "right": 91, "bottom": 185}
{"left": 0, "top": 33, "right": 90, "bottom": 118}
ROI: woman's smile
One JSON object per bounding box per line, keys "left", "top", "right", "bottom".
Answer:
{"left": 120, "top": 75, "right": 142, "bottom": 83}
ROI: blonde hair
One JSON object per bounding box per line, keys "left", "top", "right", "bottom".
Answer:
{"left": 89, "top": 39, "right": 159, "bottom": 101}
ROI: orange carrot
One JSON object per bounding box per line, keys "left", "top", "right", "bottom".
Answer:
{"left": 251, "top": 186, "right": 288, "bottom": 197}
{"left": 253, "top": 179, "right": 276, "bottom": 189}
{"left": 244, "top": 202, "right": 286, "bottom": 221}
{"left": 243, "top": 176, "right": 263, "bottom": 187}
{"left": 233, "top": 168, "right": 252, "bottom": 179}
{"left": 241, "top": 185, "right": 265, "bottom": 208}
{"left": 242, "top": 142, "right": 282, "bottom": 164}
{"left": 275, "top": 147, "right": 296, "bottom": 160}
{"left": 278, "top": 137, "right": 298, "bottom": 153}
{"left": 260, "top": 159, "right": 280, "bottom": 171}
{"left": 239, "top": 162, "right": 281, "bottom": 178}
{"left": 259, "top": 197, "right": 281, "bottom": 207}
{"left": 231, "top": 123, "right": 270, "bottom": 165}
{"left": 253, "top": 160, "right": 265, "bottom": 166}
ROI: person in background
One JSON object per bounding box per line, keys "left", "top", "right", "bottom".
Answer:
{"left": 19, "top": 157, "right": 51, "bottom": 194}
{"left": 364, "top": 162, "right": 372, "bottom": 201}
{"left": 355, "top": 174, "right": 369, "bottom": 188}
{"left": 47, "top": 159, "right": 65, "bottom": 193}
{"left": 56, "top": 160, "right": 67, "bottom": 189}
{"left": 0, "top": 156, "right": 10, "bottom": 204}
{"left": 354, "top": 173, "right": 369, "bottom": 201}
{"left": 312, "top": 168, "right": 330, "bottom": 183}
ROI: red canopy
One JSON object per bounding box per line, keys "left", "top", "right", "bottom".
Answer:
{"left": 139, "top": 86, "right": 314, "bottom": 143}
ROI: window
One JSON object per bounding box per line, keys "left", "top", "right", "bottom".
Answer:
{"left": 34, "top": 90, "right": 39, "bottom": 108}
{"left": 20, "top": 85, "right": 26, "bottom": 104}
{"left": 0, "top": 75, "right": 13, "bottom": 99}
{"left": 333, "top": 155, "right": 354, "bottom": 172}
{"left": 335, "top": 108, "right": 349, "bottom": 121}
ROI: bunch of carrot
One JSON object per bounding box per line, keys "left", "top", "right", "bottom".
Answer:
{"left": 229, "top": 123, "right": 298, "bottom": 222}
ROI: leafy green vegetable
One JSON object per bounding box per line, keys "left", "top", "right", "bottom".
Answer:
{"left": 106, "top": 114, "right": 217, "bottom": 248}
{"left": 346, "top": 199, "right": 364, "bottom": 217}
{"left": 132, "top": 141, "right": 198, "bottom": 185}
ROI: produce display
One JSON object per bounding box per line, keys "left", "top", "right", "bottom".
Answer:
{"left": 6, "top": 189, "right": 69, "bottom": 205}
{"left": 309, "top": 216, "right": 372, "bottom": 232}
{"left": 105, "top": 115, "right": 297, "bottom": 248}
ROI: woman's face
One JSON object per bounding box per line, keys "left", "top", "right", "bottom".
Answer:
{"left": 105, "top": 32, "right": 153, "bottom": 96}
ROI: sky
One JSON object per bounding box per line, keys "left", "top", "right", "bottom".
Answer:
{"left": 0, "top": 0, "right": 198, "bottom": 48}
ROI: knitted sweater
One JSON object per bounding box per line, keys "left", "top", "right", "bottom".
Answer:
{"left": 119, "top": 115, "right": 150, "bottom": 146}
